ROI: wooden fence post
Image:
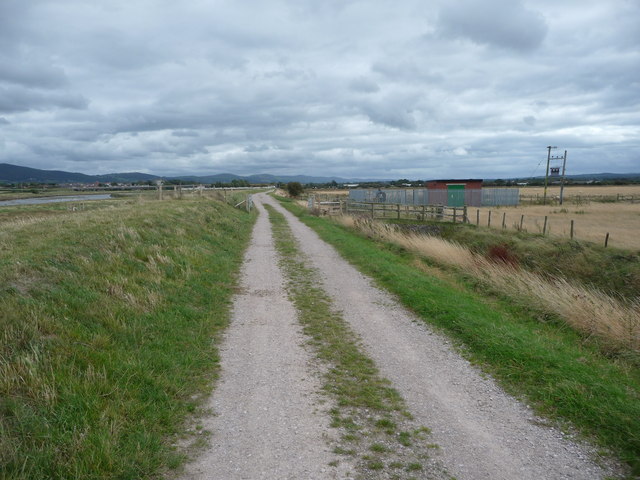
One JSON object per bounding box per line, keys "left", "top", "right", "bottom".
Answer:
{"left": 476, "top": 209, "right": 480, "bottom": 226}
{"left": 422, "top": 204, "right": 426, "bottom": 221}
{"left": 605, "top": 233, "right": 610, "bottom": 248}
{"left": 463, "top": 206, "right": 468, "bottom": 223}
{"left": 570, "top": 220, "right": 574, "bottom": 239}
{"left": 371, "top": 203, "right": 374, "bottom": 218}
{"left": 397, "top": 203, "right": 401, "bottom": 220}
{"left": 519, "top": 214, "right": 524, "bottom": 231}
{"left": 543, "top": 216, "right": 548, "bottom": 235}
{"left": 488, "top": 210, "right": 492, "bottom": 227}
{"left": 501, "top": 212, "right": 506, "bottom": 229}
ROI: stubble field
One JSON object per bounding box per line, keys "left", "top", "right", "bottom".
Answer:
{"left": 477, "top": 185, "right": 640, "bottom": 250}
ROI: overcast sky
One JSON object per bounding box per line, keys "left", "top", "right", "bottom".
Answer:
{"left": 1, "top": 0, "right": 638, "bottom": 179}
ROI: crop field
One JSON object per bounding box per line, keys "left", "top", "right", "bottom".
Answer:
{"left": 474, "top": 200, "right": 640, "bottom": 250}
{"left": 520, "top": 184, "right": 640, "bottom": 199}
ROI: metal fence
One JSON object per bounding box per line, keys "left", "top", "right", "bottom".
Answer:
{"left": 346, "top": 201, "right": 469, "bottom": 223}
{"left": 348, "top": 188, "right": 519, "bottom": 207}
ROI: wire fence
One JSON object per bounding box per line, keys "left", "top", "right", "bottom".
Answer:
{"left": 307, "top": 197, "right": 469, "bottom": 223}
{"left": 472, "top": 208, "right": 617, "bottom": 247}
{"left": 348, "top": 188, "right": 519, "bottom": 206}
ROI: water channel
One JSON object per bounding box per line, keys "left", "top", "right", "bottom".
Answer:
{"left": 0, "top": 194, "right": 112, "bottom": 207}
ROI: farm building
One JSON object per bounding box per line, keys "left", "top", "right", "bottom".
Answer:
{"left": 425, "top": 179, "right": 483, "bottom": 207}
{"left": 349, "top": 180, "right": 519, "bottom": 207}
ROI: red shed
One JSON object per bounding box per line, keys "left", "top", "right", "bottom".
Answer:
{"left": 425, "top": 179, "right": 483, "bottom": 207}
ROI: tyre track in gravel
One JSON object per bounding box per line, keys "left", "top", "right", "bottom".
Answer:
{"left": 180, "top": 196, "right": 351, "bottom": 480}
{"left": 263, "top": 194, "right": 622, "bottom": 480}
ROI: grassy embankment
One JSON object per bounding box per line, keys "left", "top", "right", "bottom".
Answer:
{"left": 266, "top": 205, "right": 448, "bottom": 479}
{"left": 0, "top": 197, "right": 255, "bottom": 479}
{"left": 277, "top": 196, "right": 640, "bottom": 477}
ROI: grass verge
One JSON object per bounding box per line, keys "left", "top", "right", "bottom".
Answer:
{"left": 0, "top": 197, "right": 255, "bottom": 479}
{"left": 265, "top": 204, "right": 450, "bottom": 480}
{"left": 276, "top": 196, "right": 640, "bottom": 477}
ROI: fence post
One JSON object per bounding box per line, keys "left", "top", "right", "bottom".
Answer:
{"left": 453, "top": 207, "right": 457, "bottom": 223}
{"left": 519, "top": 214, "right": 524, "bottom": 231}
{"left": 570, "top": 220, "right": 574, "bottom": 239}
{"left": 605, "top": 232, "right": 610, "bottom": 248}
{"left": 543, "top": 216, "right": 548, "bottom": 235}
{"left": 422, "top": 204, "right": 426, "bottom": 221}
{"left": 488, "top": 210, "right": 492, "bottom": 227}
{"left": 476, "top": 209, "right": 480, "bottom": 226}
{"left": 463, "top": 206, "right": 468, "bottom": 223}
{"left": 501, "top": 212, "right": 506, "bottom": 229}
{"left": 371, "top": 202, "right": 374, "bottom": 218}
{"left": 397, "top": 203, "right": 401, "bottom": 220}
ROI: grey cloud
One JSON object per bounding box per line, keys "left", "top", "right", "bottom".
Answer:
{"left": 349, "top": 77, "right": 380, "bottom": 93}
{"left": 0, "top": 55, "right": 69, "bottom": 89}
{"left": 361, "top": 104, "right": 417, "bottom": 130}
{"left": 0, "top": 85, "right": 88, "bottom": 113}
{"left": 172, "top": 130, "right": 200, "bottom": 138}
{"left": 0, "top": 0, "right": 636, "bottom": 180}
{"left": 437, "top": 0, "right": 548, "bottom": 52}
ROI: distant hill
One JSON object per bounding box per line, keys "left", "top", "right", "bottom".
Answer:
{"left": 94, "top": 172, "right": 159, "bottom": 183}
{"left": 0, "top": 163, "right": 97, "bottom": 183}
{"left": 2, "top": 163, "right": 638, "bottom": 185}
{"left": 563, "top": 172, "right": 640, "bottom": 181}
{"left": 0, "top": 163, "right": 159, "bottom": 184}
{"left": 0, "top": 163, "right": 359, "bottom": 185}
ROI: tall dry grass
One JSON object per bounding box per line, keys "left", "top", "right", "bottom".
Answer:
{"left": 339, "top": 216, "right": 640, "bottom": 353}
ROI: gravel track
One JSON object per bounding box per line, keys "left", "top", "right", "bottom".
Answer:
{"left": 180, "top": 198, "right": 350, "bottom": 480}
{"left": 263, "top": 194, "right": 622, "bottom": 480}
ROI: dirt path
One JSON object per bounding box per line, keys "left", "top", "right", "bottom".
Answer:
{"left": 181, "top": 193, "right": 620, "bottom": 480}
{"left": 180, "top": 198, "right": 350, "bottom": 480}
{"left": 262, "top": 194, "right": 621, "bottom": 480}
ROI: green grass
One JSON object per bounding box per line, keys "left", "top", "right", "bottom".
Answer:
{"left": 266, "top": 204, "right": 448, "bottom": 479}
{"left": 0, "top": 197, "right": 255, "bottom": 479}
{"left": 277, "top": 196, "right": 640, "bottom": 477}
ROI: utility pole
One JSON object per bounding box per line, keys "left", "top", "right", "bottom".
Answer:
{"left": 559, "top": 150, "right": 568, "bottom": 205}
{"left": 543, "top": 146, "right": 556, "bottom": 205}
{"left": 543, "top": 146, "right": 565, "bottom": 205}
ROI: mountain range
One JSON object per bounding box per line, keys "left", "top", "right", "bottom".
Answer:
{"left": 1, "top": 163, "right": 639, "bottom": 185}
{"left": 0, "top": 163, "right": 356, "bottom": 185}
